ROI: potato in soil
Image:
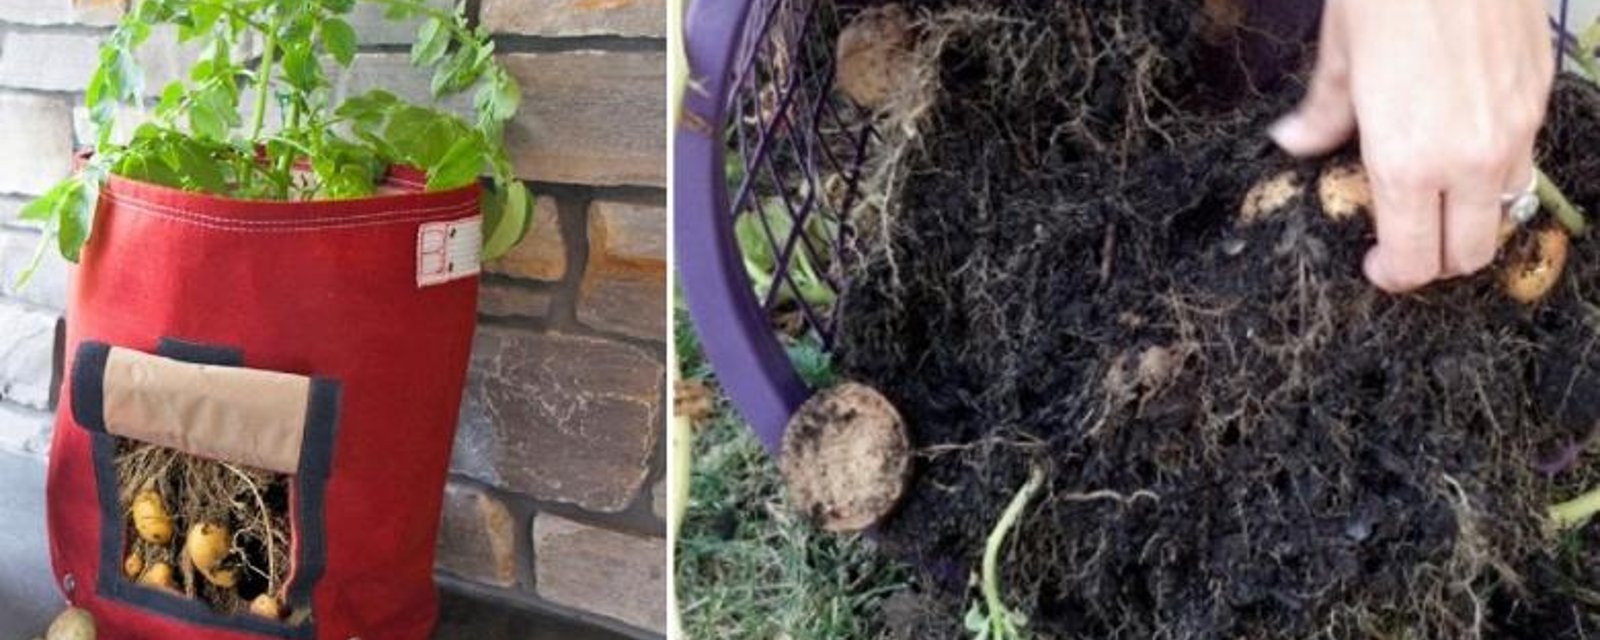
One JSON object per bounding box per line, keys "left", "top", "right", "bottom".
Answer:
{"left": 835, "top": 5, "right": 915, "bottom": 110}
{"left": 1502, "top": 225, "right": 1569, "bottom": 304}
{"left": 832, "top": 1, "right": 1600, "bottom": 637}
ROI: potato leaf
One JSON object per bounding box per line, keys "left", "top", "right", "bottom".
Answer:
{"left": 431, "top": 44, "right": 484, "bottom": 96}
{"left": 24, "top": 0, "right": 532, "bottom": 271}
{"left": 411, "top": 17, "right": 449, "bottom": 67}
{"left": 427, "top": 136, "right": 484, "bottom": 190}
{"left": 281, "top": 43, "right": 322, "bottom": 91}
{"left": 482, "top": 180, "right": 530, "bottom": 260}
{"left": 474, "top": 69, "right": 520, "bottom": 128}
{"left": 54, "top": 180, "right": 92, "bottom": 263}
{"left": 321, "top": 18, "right": 358, "bottom": 66}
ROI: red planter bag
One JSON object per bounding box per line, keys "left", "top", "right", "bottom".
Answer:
{"left": 47, "top": 166, "right": 483, "bottom": 639}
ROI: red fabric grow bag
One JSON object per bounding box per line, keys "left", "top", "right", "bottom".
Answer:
{"left": 47, "top": 166, "right": 482, "bottom": 639}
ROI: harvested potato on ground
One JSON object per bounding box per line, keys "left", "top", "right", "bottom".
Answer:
{"left": 249, "top": 594, "right": 284, "bottom": 620}
{"left": 130, "top": 484, "right": 173, "bottom": 544}
{"left": 1503, "top": 225, "right": 1569, "bottom": 304}
{"left": 780, "top": 382, "right": 911, "bottom": 532}
{"left": 45, "top": 607, "right": 95, "bottom": 640}
{"left": 138, "top": 562, "right": 178, "bottom": 591}
{"left": 836, "top": 5, "right": 914, "bottom": 109}
{"left": 1238, "top": 171, "right": 1302, "bottom": 224}
{"left": 1317, "top": 162, "right": 1372, "bottom": 220}
{"left": 123, "top": 551, "right": 143, "bottom": 579}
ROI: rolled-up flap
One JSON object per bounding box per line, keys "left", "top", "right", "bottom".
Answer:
{"left": 73, "top": 343, "right": 311, "bottom": 475}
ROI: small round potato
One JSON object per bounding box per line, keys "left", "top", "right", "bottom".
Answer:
{"left": 1503, "top": 226, "right": 1569, "bottom": 304}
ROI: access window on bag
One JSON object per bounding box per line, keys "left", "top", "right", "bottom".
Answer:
{"left": 72, "top": 340, "right": 338, "bottom": 638}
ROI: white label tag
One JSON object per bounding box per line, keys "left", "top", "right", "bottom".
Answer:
{"left": 416, "top": 216, "right": 483, "bottom": 287}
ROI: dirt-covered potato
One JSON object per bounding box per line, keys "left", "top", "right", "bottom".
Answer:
{"left": 1317, "top": 162, "right": 1372, "bottom": 220}
{"left": 836, "top": 5, "right": 914, "bottom": 109}
{"left": 780, "top": 382, "right": 911, "bottom": 532}
{"left": 1503, "top": 225, "right": 1569, "bottom": 304}
{"left": 45, "top": 608, "right": 95, "bottom": 640}
{"left": 1238, "top": 171, "right": 1302, "bottom": 224}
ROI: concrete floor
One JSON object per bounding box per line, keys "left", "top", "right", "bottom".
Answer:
{"left": 0, "top": 452, "right": 62, "bottom": 637}
{"left": 0, "top": 451, "right": 626, "bottom": 640}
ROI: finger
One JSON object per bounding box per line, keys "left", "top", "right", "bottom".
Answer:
{"left": 1440, "top": 167, "right": 1507, "bottom": 277}
{"left": 1269, "top": 5, "right": 1356, "bottom": 156}
{"left": 1363, "top": 175, "right": 1444, "bottom": 292}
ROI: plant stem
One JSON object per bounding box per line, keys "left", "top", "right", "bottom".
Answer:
{"left": 248, "top": 17, "right": 280, "bottom": 141}
{"left": 667, "top": 350, "right": 693, "bottom": 640}
{"left": 1537, "top": 167, "right": 1588, "bottom": 236}
{"left": 1552, "top": 484, "right": 1600, "bottom": 530}
{"left": 983, "top": 464, "right": 1045, "bottom": 640}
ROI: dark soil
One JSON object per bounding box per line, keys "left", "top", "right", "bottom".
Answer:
{"left": 834, "top": 1, "right": 1600, "bottom": 638}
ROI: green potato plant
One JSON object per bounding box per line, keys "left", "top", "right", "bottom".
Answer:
{"left": 17, "top": 0, "right": 532, "bottom": 283}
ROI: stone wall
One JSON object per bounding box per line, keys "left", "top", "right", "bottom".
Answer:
{"left": 0, "top": 0, "right": 667, "bottom": 636}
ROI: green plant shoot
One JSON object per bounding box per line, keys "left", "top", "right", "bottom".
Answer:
{"left": 18, "top": 0, "right": 533, "bottom": 286}
{"left": 965, "top": 465, "right": 1044, "bottom": 640}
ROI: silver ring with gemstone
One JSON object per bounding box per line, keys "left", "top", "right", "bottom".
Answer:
{"left": 1503, "top": 171, "right": 1540, "bottom": 225}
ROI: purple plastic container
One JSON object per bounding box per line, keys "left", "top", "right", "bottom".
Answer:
{"left": 677, "top": 0, "right": 875, "bottom": 453}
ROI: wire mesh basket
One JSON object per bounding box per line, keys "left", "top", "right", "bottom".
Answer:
{"left": 677, "top": 0, "right": 1588, "bottom": 454}
{"left": 677, "top": 0, "right": 875, "bottom": 452}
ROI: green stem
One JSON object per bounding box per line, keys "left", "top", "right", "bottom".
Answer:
{"left": 248, "top": 18, "right": 280, "bottom": 141}
{"left": 1552, "top": 485, "right": 1600, "bottom": 530}
{"left": 982, "top": 465, "right": 1045, "bottom": 640}
{"left": 275, "top": 99, "right": 301, "bottom": 179}
{"left": 1537, "top": 167, "right": 1588, "bottom": 236}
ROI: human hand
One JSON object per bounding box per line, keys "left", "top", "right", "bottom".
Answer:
{"left": 1269, "top": 0, "right": 1555, "bottom": 292}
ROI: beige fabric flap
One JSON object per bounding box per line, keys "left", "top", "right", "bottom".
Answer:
{"left": 103, "top": 347, "right": 310, "bottom": 475}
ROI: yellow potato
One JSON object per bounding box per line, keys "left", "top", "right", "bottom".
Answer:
{"left": 1503, "top": 226, "right": 1569, "bottom": 304}
{"left": 123, "top": 552, "right": 143, "bottom": 579}
{"left": 1238, "top": 171, "right": 1301, "bottom": 224}
{"left": 130, "top": 486, "right": 173, "bottom": 545}
{"left": 249, "top": 594, "right": 284, "bottom": 620}
{"left": 138, "top": 562, "right": 177, "bottom": 591}
{"left": 184, "top": 522, "right": 230, "bottom": 573}
{"left": 1317, "top": 162, "right": 1372, "bottom": 220}
{"left": 45, "top": 607, "right": 95, "bottom": 640}
{"left": 201, "top": 567, "right": 238, "bottom": 588}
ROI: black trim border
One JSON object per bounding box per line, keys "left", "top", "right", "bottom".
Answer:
{"left": 75, "top": 339, "right": 337, "bottom": 639}
{"left": 70, "top": 342, "right": 110, "bottom": 434}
